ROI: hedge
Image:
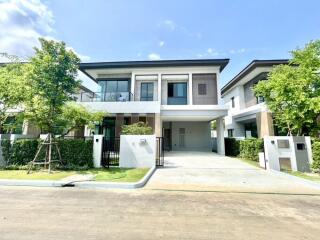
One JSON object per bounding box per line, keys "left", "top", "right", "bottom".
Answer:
{"left": 225, "top": 138, "right": 240, "bottom": 157}
{"left": 239, "top": 138, "right": 263, "bottom": 161}
{"left": 311, "top": 141, "right": 320, "bottom": 172}
{"left": 0, "top": 138, "right": 93, "bottom": 169}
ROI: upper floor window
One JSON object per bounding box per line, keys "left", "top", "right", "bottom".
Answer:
{"left": 198, "top": 84, "right": 207, "bottom": 95}
{"left": 231, "top": 97, "right": 235, "bottom": 108}
{"left": 168, "top": 82, "right": 187, "bottom": 105}
{"left": 257, "top": 96, "right": 264, "bottom": 104}
{"left": 140, "top": 82, "right": 154, "bottom": 101}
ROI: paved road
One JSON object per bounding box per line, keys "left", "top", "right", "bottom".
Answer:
{"left": 0, "top": 186, "right": 320, "bottom": 240}
{"left": 147, "top": 151, "right": 320, "bottom": 194}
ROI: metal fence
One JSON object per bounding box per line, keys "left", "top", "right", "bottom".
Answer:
{"left": 101, "top": 137, "right": 120, "bottom": 168}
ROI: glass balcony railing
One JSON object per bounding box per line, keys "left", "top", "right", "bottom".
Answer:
{"left": 79, "top": 92, "right": 134, "bottom": 102}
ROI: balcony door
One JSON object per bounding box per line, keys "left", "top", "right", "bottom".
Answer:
{"left": 99, "top": 79, "right": 130, "bottom": 101}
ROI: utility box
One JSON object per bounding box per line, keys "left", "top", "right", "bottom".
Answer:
{"left": 263, "top": 136, "right": 312, "bottom": 172}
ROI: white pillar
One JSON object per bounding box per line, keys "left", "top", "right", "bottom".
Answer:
{"left": 157, "top": 73, "right": 161, "bottom": 102}
{"left": 216, "top": 117, "right": 225, "bottom": 155}
{"left": 93, "top": 135, "right": 103, "bottom": 168}
{"left": 131, "top": 73, "right": 135, "bottom": 98}
{"left": 188, "top": 73, "right": 193, "bottom": 105}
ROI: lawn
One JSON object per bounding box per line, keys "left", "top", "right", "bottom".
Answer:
{"left": 84, "top": 168, "right": 149, "bottom": 182}
{"left": 284, "top": 170, "right": 320, "bottom": 182}
{"left": 234, "top": 157, "right": 261, "bottom": 168}
{"left": 0, "top": 170, "right": 76, "bottom": 180}
{"left": 0, "top": 168, "right": 149, "bottom": 182}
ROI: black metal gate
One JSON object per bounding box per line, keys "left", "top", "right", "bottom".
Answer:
{"left": 156, "top": 137, "right": 164, "bottom": 167}
{"left": 101, "top": 137, "right": 120, "bottom": 167}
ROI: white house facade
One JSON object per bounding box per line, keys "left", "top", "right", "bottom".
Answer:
{"left": 79, "top": 59, "right": 229, "bottom": 154}
{"left": 221, "top": 59, "right": 288, "bottom": 139}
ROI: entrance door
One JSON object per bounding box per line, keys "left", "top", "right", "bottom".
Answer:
{"left": 163, "top": 129, "right": 171, "bottom": 151}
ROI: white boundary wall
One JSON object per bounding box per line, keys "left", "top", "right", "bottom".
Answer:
{"left": 119, "top": 135, "right": 156, "bottom": 168}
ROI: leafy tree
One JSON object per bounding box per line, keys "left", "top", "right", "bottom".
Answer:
{"left": 23, "top": 38, "right": 81, "bottom": 134}
{"left": 121, "top": 122, "right": 153, "bottom": 135}
{"left": 59, "top": 102, "right": 105, "bottom": 136}
{"left": 254, "top": 40, "right": 320, "bottom": 136}
{"left": 0, "top": 54, "right": 28, "bottom": 133}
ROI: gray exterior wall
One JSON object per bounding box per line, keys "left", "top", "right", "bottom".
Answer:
{"left": 171, "top": 121, "right": 211, "bottom": 151}
{"left": 243, "top": 78, "right": 258, "bottom": 108}
{"left": 192, "top": 74, "right": 217, "bottom": 105}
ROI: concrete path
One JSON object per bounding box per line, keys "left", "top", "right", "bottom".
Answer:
{"left": 147, "top": 151, "right": 320, "bottom": 194}
{"left": 1, "top": 186, "right": 320, "bottom": 240}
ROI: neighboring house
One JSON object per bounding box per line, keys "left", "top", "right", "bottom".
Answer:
{"left": 79, "top": 59, "right": 229, "bottom": 154}
{"left": 221, "top": 59, "right": 288, "bottom": 138}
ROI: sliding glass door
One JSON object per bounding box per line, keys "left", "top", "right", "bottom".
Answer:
{"left": 99, "top": 79, "right": 130, "bottom": 101}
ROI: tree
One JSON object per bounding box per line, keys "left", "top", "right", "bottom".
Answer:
{"left": 254, "top": 40, "right": 320, "bottom": 136}
{"left": 59, "top": 102, "right": 105, "bottom": 136}
{"left": 0, "top": 54, "right": 28, "bottom": 133}
{"left": 23, "top": 38, "right": 81, "bottom": 133}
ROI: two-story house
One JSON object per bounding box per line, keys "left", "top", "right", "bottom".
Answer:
{"left": 79, "top": 59, "right": 229, "bottom": 154}
{"left": 221, "top": 59, "right": 288, "bottom": 138}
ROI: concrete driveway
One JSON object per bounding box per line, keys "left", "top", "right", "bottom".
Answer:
{"left": 146, "top": 151, "right": 320, "bottom": 194}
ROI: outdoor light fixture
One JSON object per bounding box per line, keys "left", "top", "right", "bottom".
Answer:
{"left": 140, "top": 139, "right": 147, "bottom": 144}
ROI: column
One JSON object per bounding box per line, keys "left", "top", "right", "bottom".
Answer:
{"left": 154, "top": 113, "right": 162, "bottom": 137}
{"left": 157, "top": 73, "right": 161, "bottom": 102}
{"left": 256, "top": 111, "right": 274, "bottom": 138}
{"left": 115, "top": 113, "right": 124, "bottom": 137}
{"left": 188, "top": 73, "right": 193, "bottom": 105}
{"left": 216, "top": 117, "right": 225, "bottom": 155}
{"left": 131, "top": 113, "right": 139, "bottom": 124}
{"left": 146, "top": 113, "right": 155, "bottom": 133}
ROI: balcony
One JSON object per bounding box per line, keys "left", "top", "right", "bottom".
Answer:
{"left": 79, "top": 92, "right": 134, "bottom": 102}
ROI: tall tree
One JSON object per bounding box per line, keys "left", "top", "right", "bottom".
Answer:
{"left": 0, "top": 54, "right": 28, "bottom": 133}
{"left": 254, "top": 40, "right": 320, "bottom": 136}
{"left": 24, "top": 38, "right": 81, "bottom": 134}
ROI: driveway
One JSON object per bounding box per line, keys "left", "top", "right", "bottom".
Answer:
{"left": 146, "top": 151, "right": 320, "bottom": 194}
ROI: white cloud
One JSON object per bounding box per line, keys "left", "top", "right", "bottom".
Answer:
{"left": 0, "top": 0, "right": 89, "bottom": 62}
{"left": 159, "top": 41, "right": 165, "bottom": 47}
{"left": 161, "top": 20, "right": 176, "bottom": 31}
{"left": 148, "top": 53, "right": 161, "bottom": 60}
{"left": 0, "top": 0, "right": 54, "bottom": 58}
{"left": 229, "top": 48, "right": 246, "bottom": 54}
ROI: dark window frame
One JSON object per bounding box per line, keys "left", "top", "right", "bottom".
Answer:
{"left": 231, "top": 97, "right": 235, "bottom": 108}
{"left": 227, "top": 129, "right": 234, "bottom": 138}
{"left": 140, "top": 82, "right": 154, "bottom": 101}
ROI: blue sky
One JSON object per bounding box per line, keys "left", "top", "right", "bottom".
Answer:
{"left": 1, "top": 0, "right": 320, "bottom": 90}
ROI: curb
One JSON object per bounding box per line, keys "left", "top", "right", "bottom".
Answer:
{"left": 0, "top": 166, "right": 156, "bottom": 189}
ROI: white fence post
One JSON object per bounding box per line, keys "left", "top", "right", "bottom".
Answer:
{"left": 93, "top": 135, "right": 103, "bottom": 168}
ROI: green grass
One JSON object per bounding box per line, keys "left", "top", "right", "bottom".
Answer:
{"left": 0, "top": 170, "right": 76, "bottom": 180}
{"left": 233, "top": 157, "right": 260, "bottom": 168}
{"left": 283, "top": 170, "right": 320, "bottom": 182}
{"left": 82, "top": 168, "right": 149, "bottom": 182}
{"left": 0, "top": 168, "right": 149, "bottom": 182}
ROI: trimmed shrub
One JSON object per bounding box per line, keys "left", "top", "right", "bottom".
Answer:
{"left": 311, "top": 141, "right": 320, "bottom": 172}
{"left": 1, "top": 138, "right": 93, "bottom": 169}
{"left": 225, "top": 138, "right": 240, "bottom": 156}
{"left": 121, "top": 122, "right": 153, "bottom": 135}
{"left": 239, "top": 138, "right": 263, "bottom": 161}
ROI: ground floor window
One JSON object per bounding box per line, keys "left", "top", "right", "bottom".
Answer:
{"left": 227, "top": 129, "right": 234, "bottom": 138}
{"left": 244, "top": 122, "right": 258, "bottom": 138}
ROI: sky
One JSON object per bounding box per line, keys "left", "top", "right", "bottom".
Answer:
{"left": 0, "top": 0, "right": 320, "bottom": 91}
